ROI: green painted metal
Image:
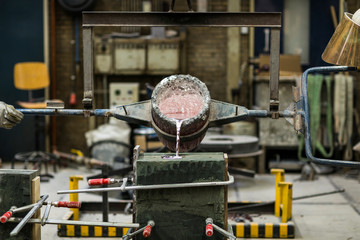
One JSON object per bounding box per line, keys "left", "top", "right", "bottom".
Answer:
{"left": 0, "top": 169, "right": 38, "bottom": 240}
{"left": 135, "top": 152, "right": 226, "bottom": 240}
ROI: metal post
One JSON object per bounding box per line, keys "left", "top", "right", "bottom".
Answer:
{"left": 269, "top": 27, "right": 281, "bottom": 118}
{"left": 278, "top": 182, "right": 292, "bottom": 223}
{"left": 271, "top": 169, "right": 285, "bottom": 217}
{"left": 102, "top": 165, "right": 109, "bottom": 222}
{"left": 69, "top": 176, "right": 83, "bottom": 220}
{"left": 83, "top": 26, "right": 94, "bottom": 110}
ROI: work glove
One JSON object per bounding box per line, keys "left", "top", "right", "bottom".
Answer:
{"left": 0, "top": 101, "right": 24, "bottom": 129}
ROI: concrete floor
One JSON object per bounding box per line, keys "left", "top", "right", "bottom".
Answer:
{"left": 3, "top": 163, "right": 360, "bottom": 240}
{"left": 230, "top": 173, "right": 360, "bottom": 240}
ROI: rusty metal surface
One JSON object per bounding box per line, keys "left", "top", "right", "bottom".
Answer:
{"left": 82, "top": 12, "right": 282, "bottom": 27}
{"left": 82, "top": 27, "right": 94, "bottom": 109}
{"left": 269, "top": 27, "right": 281, "bottom": 115}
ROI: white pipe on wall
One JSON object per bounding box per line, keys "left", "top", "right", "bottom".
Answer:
{"left": 283, "top": 0, "right": 310, "bottom": 65}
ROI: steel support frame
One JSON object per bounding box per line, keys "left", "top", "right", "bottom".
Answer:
{"left": 300, "top": 65, "right": 360, "bottom": 168}
{"left": 81, "top": 12, "right": 282, "bottom": 113}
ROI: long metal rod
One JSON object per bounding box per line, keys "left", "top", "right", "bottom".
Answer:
{"left": 206, "top": 218, "right": 236, "bottom": 240}
{"left": 301, "top": 66, "right": 360, "bottom": 168}
{"left": 212, "top": 223, "right": 236, "bottom": 240}
{"left": 82, "top": 12, "right": 282, "bottom": 27}
{"left": 8, "top": 218, "right": 140, "bottom": 228}
{"left": 58, "top": 174, "right": 234, "bottom": 195}
{"left": 12, "top": 203, "right": 37, "bottom": 214}
{"left": 41, "top": 203, "right": 52, "bottom": 226}
{"left": 228, "top": 188, "right": 345, "bottom": 212}
{"left": 10, "top": 195, "right": 49, "bottom": 236}
{"left": 123, "top": 220, "right": 155, "bottom": 240}
{"left": 17, "top": 108, "right": 110, "bottom": 116}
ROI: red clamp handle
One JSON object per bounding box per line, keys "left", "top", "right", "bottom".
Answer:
{"left": 143, "top": 225, "right": 153, "bottom": 238}
{"left": 56, "top": 201, "right": 81, "bottom": 208}
{"left": 1, "top": 211, "right": 12, "bottom": 223}
{"left": 206, "top": 223, "right": 213, "bottom": 237}
{"left": 88, "top": 178, "right": 111, "bottom": 186}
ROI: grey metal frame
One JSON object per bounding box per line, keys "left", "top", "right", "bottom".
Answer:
{"left": 81, "top": 12, "right": 282, "bottom": 113}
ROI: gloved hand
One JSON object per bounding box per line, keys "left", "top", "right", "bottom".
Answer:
{"left": 0, "top": 101, "right": 24, "bottom": 129}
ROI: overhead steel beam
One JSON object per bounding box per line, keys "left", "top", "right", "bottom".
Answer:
{"left": 82, "top": 12, "right": 282, "bottom": 113}
{"left": 82, "top": 12, "right": 281, "bottom": 27}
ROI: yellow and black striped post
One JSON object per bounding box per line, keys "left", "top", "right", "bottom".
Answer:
{"left": 232, "top": 222, "right": 295, "bottom": 238}
{"left": 58, "top": 225, "right": 129, "bottom": 237}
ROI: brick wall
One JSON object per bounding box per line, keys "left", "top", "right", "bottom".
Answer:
{"left": 52, "top": 0, "right": 250, "bottom": 154}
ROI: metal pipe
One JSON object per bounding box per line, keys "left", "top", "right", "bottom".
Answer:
{"left": 123, "top": 220, "right": 155, "bottom": 240}
{"left": 10, "top": 195, "right": 49, "bottom": 236}
{"left": 301, "top": 66, "right": 360, "bottom": 168}
{"left": 41, "top": 202, "right": 52, "bottom": 226}
{"left": 8, "top": 218, "right": 140, "bottom": 228}
{"left": 17, "top": 108, "right": 110, "bottom": 117}
{"left": 102, "top": 165, "right": 109, "bottom": 222}
{"left": 58, "top": 174, "right": 234, "bottom": 195}
{"left": 50, "top": 0, "right": 57, "bottom": 149}
{"left": 206, "top": 218, "right": 236, "bottom": 240}
{"left": 228, "top": 188, "right": 345, "bottom": 212}
{"left": 12, "top": 204, "right": 37, "bottom": 214}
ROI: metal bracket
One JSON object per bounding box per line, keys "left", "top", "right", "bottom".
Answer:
{"left": 284, "top": 86, "right": 304, "bottom": 133}
{"left": 301, "top": 66, "right": 360, "bottom": 168}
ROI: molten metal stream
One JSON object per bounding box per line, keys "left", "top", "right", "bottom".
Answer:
{"left": 162, "top": 119, "right": 186, "bottom": 159}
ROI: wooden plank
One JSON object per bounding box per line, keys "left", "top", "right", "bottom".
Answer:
{"left": 134, "top": 135, "right": 147, "bottom": 151}
{"left": 32, "top": 176, "right": 41, "bottom": 240}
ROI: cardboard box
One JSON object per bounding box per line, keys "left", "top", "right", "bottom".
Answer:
{"left": 258, "top": 54, "right": 302, "bottom": 77}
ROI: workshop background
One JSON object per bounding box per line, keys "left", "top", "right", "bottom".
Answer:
{"left": 1, "top": 0, "right": 360, "bottom": 240}
{"left": 1, "top": 0, "right": 360, "bottom": 170}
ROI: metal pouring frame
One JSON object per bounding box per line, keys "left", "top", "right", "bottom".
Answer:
{"left": 81, "top": 12, "right": 282, "bottom": 115}
{"left": 16, "top": 12, "right": 360, "bottom": 168}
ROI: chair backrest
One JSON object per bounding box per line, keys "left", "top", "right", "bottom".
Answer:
{"left": 14, "top": 62, "right": 50, "bottom": 90}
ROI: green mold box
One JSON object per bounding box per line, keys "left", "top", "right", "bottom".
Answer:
{"left": 0, "top": 169, "right": 38, "bottom": 240}
{"left": 135, "top": 152, "right": 227, "bottom": 240}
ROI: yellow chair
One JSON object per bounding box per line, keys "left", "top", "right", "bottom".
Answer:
{"left": 12, "top": 62, "right": 58, "bottom": 181}
{"left": 14, "top": 62, "right": 49, "bottom": 108}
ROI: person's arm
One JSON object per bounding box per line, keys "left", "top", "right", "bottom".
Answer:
{"left": 0, "top": 102, "right": 24, "bottom": 129}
